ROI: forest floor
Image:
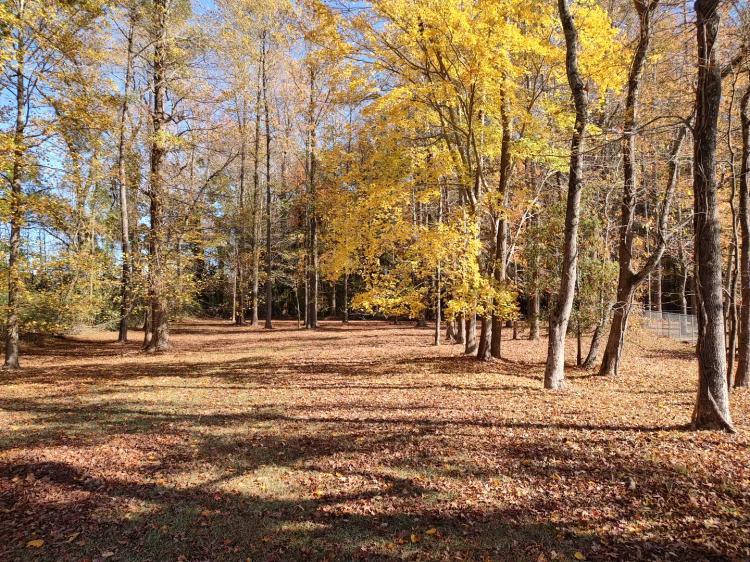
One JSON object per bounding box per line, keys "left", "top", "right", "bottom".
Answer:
{"left": 1, "top": 319, "right": 749, "bottom": 562}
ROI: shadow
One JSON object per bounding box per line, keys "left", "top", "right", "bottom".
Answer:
{"left": 1, "top": 319, "right": 746, "bottom": 561}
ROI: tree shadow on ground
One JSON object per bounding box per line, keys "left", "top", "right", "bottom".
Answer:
{"left": 1, "top": 320, "right": 745, "bottom": 561}
{"left": 0, "top": 417, "right": 739, "bottom": 562}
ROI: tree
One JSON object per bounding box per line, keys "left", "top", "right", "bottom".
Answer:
{"left": 144, "top": 0, "right": 169, "bottom": 352}
{"left": 115, "top": 2, "right": 140, "bottom": 343}
{"left": 2, "top": 0, "right": 104, "bottom": 368}
{"left": 734, "top": 82, "right": 750, "bottom": 387}
{"left": 544, "top": 0, "right": 589, "bottom": 390}
{"left": 690, "top": 0, "right": 734, "bottom": 431}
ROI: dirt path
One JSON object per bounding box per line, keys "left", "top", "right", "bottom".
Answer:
{"left": 1, "top": 320, "right": 748, "bottom": 561}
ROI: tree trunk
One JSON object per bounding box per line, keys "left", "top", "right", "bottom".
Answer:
{"left": 583, "top": 320, "right": 605, "bottom": 368}
{"left": 491, "top": 88, "right": 512, "bottom": 359}
{"left": 691, "top": 0, "right": 734, "bottom": 432}
{"left": 307, "top": 67, "right": 318, "bottom": 329}
{"left": 235, "top": 109, "right": 247, "bottom": 325}
{"left": 343, "top": 273, "right": 349, "bottom": 323}
{"left": 455, "top": 313, "right": 465, "bottom": 344}
{"left": 330, "top": 281, "right": 337, "bottom": 317}
{"left": 545, "top": 0, "right": 588, "bottom": 389}
{"left": 477, "top": 316, "right": 492, "bottom": 360}
{"left": 464, "top": 314, "right": 477, "bottom": 354}
{"left": 144, "top": 0, "right": 170, "bottom": 353}
{"left": 726, "top": 145, "right": 739, "bottom": 386}
{"left": 262, "top": 32, "right": 273, "bottom": 330}
{"left": 117, "top": 12, "right": 137, "bottom": 343}
{"left": 446, "top": 320, "right": 455, "bottom": 342}
{"left": 735, "top": 85, "right": 750, "bottom": 387}
{"left": 304, "top": 264, "right": 309, "bottom": 327}
{"left": 656, "top": 261, "right": 663, "bottom": 313}
{"left": 434, "top": 266, "right": 441, "bottom": 346}
{"left": 435, "top": 188, "right": 443, "bottom": 345}
{"left": 247, "top": 59, "right": 263, "bottom": 327}
{"left": 529, "top": 289, "right": 540, "bottom": 340}
{"left": 599, "top": 0, "right": 667, "bottom": 376}
{"left": 4, "top": 30, "right": 25, "bottom": 369}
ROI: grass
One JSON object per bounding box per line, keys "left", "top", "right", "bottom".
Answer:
{"left": 0, "top": 319, "right": 749, "bottom": 561}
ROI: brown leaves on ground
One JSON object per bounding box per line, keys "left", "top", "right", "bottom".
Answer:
{"left": 0, "top": 320, "right": 748, "bottom": 561}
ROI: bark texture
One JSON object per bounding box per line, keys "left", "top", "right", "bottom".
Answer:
{"left": 464, "top": 314, "right": 477, "bottom": 354}
{"left": 691, "top": 0, "right": 734, "bottom": 431}
{"left": 262, "top": 32, "right": 273, "bottom": 330}
{"left": 144, "top": 0, "right": 170, "bottom": 353}
{"left": 544, "top": 0, "right": 588, "bottom": 389}
{"left": 491, "top": 90, "right": 512, "bottom": 359}
{"left": 599, "top": 0, "right": 663, "bottom": 377}
{"left": 116, "top": 12, "right": 137, "bottom": 343}
{"left": 735, "top": 85, "right": 750, "bottom": 387}
{"left": 5, "top": 25, "right": 25, "bottom": 369}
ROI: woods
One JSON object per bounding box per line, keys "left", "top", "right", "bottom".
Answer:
{"left": 3, "top": 0, "right": 748, "bottom": 419}
{"left": 1, "top": 0, "right": 750, "bottom": 557}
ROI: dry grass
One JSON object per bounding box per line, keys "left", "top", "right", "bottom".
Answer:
{"left": 1, "top": 319, "right": 749, "bottom": 561}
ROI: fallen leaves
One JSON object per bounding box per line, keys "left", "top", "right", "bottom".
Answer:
{"left": 0, "top": 320, "right": 748, "bottom": 561}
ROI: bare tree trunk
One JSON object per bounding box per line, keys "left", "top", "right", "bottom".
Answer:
{"left": 656, "top": 261, "right": 663, "bottom": 313}
{"left": 691, "top": 0, "right": 734, "bottom": 432}
{"left": 343, "top": 273, "right": 349, "bottom": 323}
{"left": 117, "top": 12, "right": 137, "bottom": 343}
{"left": 726, "top": 132, "right": 739, "bottom": 386}
{"left": 583, "top": 321, "right": 605, "bottom": 368}
{"left": 529, "top": 289, "right": 540, "bottom": 340}
{"left": 434, "top": 266, "right": 441, "bottom": 346}
{"left": 231, "top": 260, "right": 237, "bottom": 321}
{"left": 250, "top": 66, "right": 262, "bottom": 327}
{"left": 307, "top": 66, "right": 318, "bottom": 329}
{"left": 545, "top": 0, "right": 589, "bottom": 389}
{"left": 445, "top": 320, "right": 455, "bottom": 342}
{"left": 144, "top": 0, "right": 169, "bottom": 353}
{"left": 141, "top": 310, "right": 151, "bottom": 347}
{"left": 304, "top": 262, "right": 309, "bottom": 327}
{"left": 455, "top": 313, "right": 465, "bottom": 344}
{"left": 330, "top": 281, "right": 336, "bottom": 317}
{"left": 599, "top": 0, "right": 667, "bottom": 376}
{"left": 435, "top": 187, "right": 443, "bottom": 345}
{"left": 262, "top": 32, "right": 273, "bottom": 330}
{"left": 477, "top": 316, "right": 492, "bottom": 360}
{"left": 4, "top": 29, "right": 25, "bottom": 369}
{"left": 491, "top": 89, "right": 511, "bottom": 359}
{"left": 464, "top": 314, "right": 477, "bottom": 354}
{"left": 235, "top": 110, "right": 247, "bottom": 325}
{"left": 735, "top": 85, "right": 750, "bottom": 387}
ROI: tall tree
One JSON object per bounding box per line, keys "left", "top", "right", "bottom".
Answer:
{"left": 690, "top": 0, "right": 734, "bottom": 431}
{"left": 4, "top": 1, "right": 27, "bottom": 369}
{"left": 262, "top": 30, "right": 273, "bottom": 330}
{"left": 735, "top": 83, "right": 750, "bottom": 387}
{"left": 116, "top": 4, "right": 139, "bottom": 343}
{"left": 306, "top": 64, "right": 318, "bottom": 329}
{"left": 544, "top": 0, "right": 589, "bottom": 389}
{"left": 597, "top": 0, "right": 659, "bottom": 376}
{"left": 144, "top": 0, "right": 169, "bottom": 352}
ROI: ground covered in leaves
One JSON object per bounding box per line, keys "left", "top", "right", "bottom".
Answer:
{"left": 1, "top": 319, "right": 749, "bottom": 562}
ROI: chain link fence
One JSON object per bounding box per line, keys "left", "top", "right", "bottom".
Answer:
{"left": 638, "top": 307, "right": 698, "bottom": 343}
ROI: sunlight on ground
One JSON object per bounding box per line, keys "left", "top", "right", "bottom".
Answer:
{"left": 1, "top": 320, "right": 748, "bottom": 561}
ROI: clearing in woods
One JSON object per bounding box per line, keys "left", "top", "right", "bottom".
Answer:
{"left": 1, "top": 320, "right": 749, "bottom": 561}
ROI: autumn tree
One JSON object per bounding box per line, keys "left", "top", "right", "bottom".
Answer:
{"left": 690, "top": 0, "right": 734, "bottom": 431}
